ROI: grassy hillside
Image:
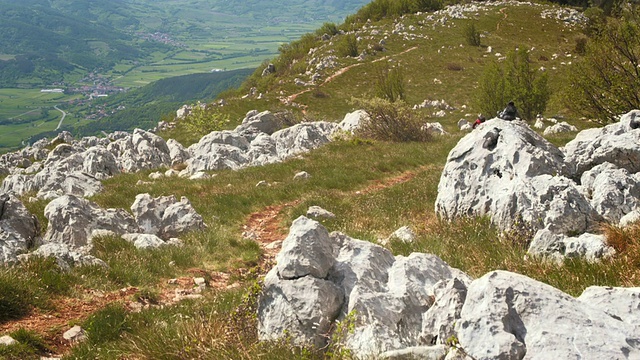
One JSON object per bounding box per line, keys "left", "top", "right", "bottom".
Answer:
{"left": 3, "top": 1, "right": 639, "bottom": 359}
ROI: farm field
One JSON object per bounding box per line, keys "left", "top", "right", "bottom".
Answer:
{"left": 0, "top": 90, "right": 85, "bottom": 152}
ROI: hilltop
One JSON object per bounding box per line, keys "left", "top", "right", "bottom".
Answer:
{"left": 1, "top": 0, "right": 640, "bottom": 359}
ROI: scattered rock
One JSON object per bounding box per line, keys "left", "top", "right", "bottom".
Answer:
{"left": 131, "top": 194, "right": 205, "bottom": 239}
{"left": 456, "top": 270, "right": 639, "bottom": 359}
{"left": 339, "top": 110, "right": 368, "bottom": 134}
{"left": 543, "top": 121, "right": 578, "bottom": 136}
{"left": 0, "top": 193, "right": 39, "bottom": 264}
{"left": 306, "top": 206, "right": 336, "bottom": 219}
{"left": 293, "top": 171, "right": 311, "bottom": 180}
{"left": 121, "top": 233, "right": 167, "bottom": 249}
{"left": 43, "top": 195, "right": 138, "bottom": 248}
{"left": 18, "top": 242, "right": 107, "bottom": 271}
{"left": 381, "top": 225, "right": 416, "bottom": 246}
{"left": 63, "top": 325, "right": 87, "bottom": 343}
{"left": 0, "top": 335, "right": 16, "bottom": 346}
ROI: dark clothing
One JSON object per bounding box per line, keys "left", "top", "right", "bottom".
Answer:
{"left": 499, "top": 103, "right": 518, "bottom": 120}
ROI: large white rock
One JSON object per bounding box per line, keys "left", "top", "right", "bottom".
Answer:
{"left": 107, "top": 129, "right": 172, "bottom": 172}
{"left": 130, "top": 194, "right": 205, "bottom": 239}
{"left": 260, "top": 218, "right": 471, "bottom": 358}
{"left": 121, "top": 233, "right": 167, "bottom": 249}
{"left": 578, "top": 286, "right": 640, "bottom": 326}
{"left": 0, "top": 193, "right": 39, "bottom": 264}
{"left": 276, "top": 216, "right": 336, "bottom": 279}
{"left": 580, "top": 162, "right": 640, "bottom": 223}
{"left": 339, "top": 110, "right": 368, "bottom": 133}
{"left": 258, "top": 268, "right": 344, "bottom": 348}
{"left": 272, "top": 121, "right": 339, "bottom": 160}
{"left": 43, "top": 195, "right": 138, "bottom": 248}
{"left": 455, "top": 270, "right": 640, "bottom": 359}
{"left": 234, "top": 110, "right": 281, "bottom": 135}
{"left": 166, "top": 139, "right": 190, "bottom": 166}
{"left": 563, "top": 110, "right": 640, "bottom": 178}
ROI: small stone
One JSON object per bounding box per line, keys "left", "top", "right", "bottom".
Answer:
{"left": 0, "top": 335, "right": 16, "bottom": 346}
{"left": 293, "top": 171, "right": 311, "bottom": 180}
{"left": 63, "top": 325, "right": 87, "bottom": 343}
{"left": 164, "top": 169, "right": 179, "bottom": 177}
{"left": 256, "top": 180, "right": 268, "bottom": 187}
{"left": 149, "top": 172, "right": 163, "bottom": 180}
{"left": 194, "top": 277, "right": 207, "bottom": 288}
{"left": 167, "top": 278, "right": 178, "bottom": 284}
{"left": 306, "top": 206, "right": 336, "bottom": 219}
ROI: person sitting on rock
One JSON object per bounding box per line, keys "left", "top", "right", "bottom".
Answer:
{"left": 472, "top": 114, "right": 486, "bottom": 129}
{"left": 498, "top": 101, "right": 518, "bottom": 121}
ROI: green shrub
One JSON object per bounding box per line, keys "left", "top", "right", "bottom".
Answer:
{"left": 316, "top": 22, "right": 339, "bottom": 37}
{"left": 565, "top": 8, "right": 640, "bottom": 123}
{"left": 0, "top": 275, "right": 33, "bottom": 322}
{"left": 83, "top": 303, "right": 131, "bottom": 344}
{"left": 9, "top": 329, "right": 50, "bottom": 355}
{"left": 337, "top": 34, "right": 359, "bottom": 58}
{"left": 181, "top": 102, "right": 230, "bottom": 137}
{"left": 475, "top": 47, "right": 550, "bottom": 121}
{"left": 463, "top": 22, "right": 481, "bottom": 46}
{"left": 374, "top": 63, "right": 406, "bottom": 102}
{"left": 352, "top": 97, "right": 431, "bottom": 142}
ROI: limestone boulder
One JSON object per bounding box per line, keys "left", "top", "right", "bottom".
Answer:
{"left": 246, "top": 133, "right": 279, "bottom": 166}
{"left": 130, "top": 194, "right": 205, "bottom": 239}
{"left": 455, "top": 270, "right": 640, "bottom": 359}
{"left": 276, "top": 216, "right": 336, "bottom": 279}
{"left": 436, "top": 119, "right": 599, "bottom": 234}
{"left": 35, "top": 170, "right": 103, "bottom": 200}
{"left": 260, "top": 218, "right": 471, "bottom": 358}
{"left": 234, "top": 110, "right": 280, "bottom": 135}
{"left": 121, "top": 233, "right": 168, "bottom": 249}
{"left": 580, "top": 162, "right": 640, "bottom": 223}
{"left": 272, "top": 122, "right": 339, "bottom": 160}
{"left": 0, "top": 193, "right": 39, "bottom": 264}
{"left": 339, "top": 110, "right": 368, "bottom": 133}
{"left": 43, "top": 195, "right": 138, "bottom": 248}
{"left": 18, "top": 243, "right": 107, "bottom": 271}
{"left": 543, "top": 121, "right": 578, "bottom": 136}
{"left": 107, "top": 129, "right": 172, "bottom": 172}
{"left": 578, "top": 286, "right": 640, "bottom": 326}
{"left": 258, "top": 268, "right": 344, "bottom": 348}
{"left": 166, "top": 139, "right": 190, "bottom": 166}
{"left": 563, "top": 110, "right": 640, "bottom": 178}
{"left": 436, "top": 120, "right": 568, "bottom": 229}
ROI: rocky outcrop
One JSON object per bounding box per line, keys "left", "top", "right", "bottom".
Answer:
{"left": 259, "top": 217, "right": 470, "bottom": 357}
{"left": 455, "top": 270, "right": 639, "bottom": 359}
{"left": 43, "top": 195, "right": 138, "bottom": 248}
{"left": 563, "top": 110, "right": 640, "bottom": 178}
{"left": 130, "top": 193, "right": 205, "bottom": 239}
{"left": 17, "top": 243, "right": 107, "bottom": 271}
{"left": 186, "top": 111, "right": 338, "bottom": 174}
{"left": 0, "top": 193, "right": 39, "bottom": 264}
{"left": 259, "top": 219, "right": 640, "bottom": 359}
{"left": 436, "top": 111, "right": 640, "bottom": 261}
{"left": 107, "top": 129, "right": 172, "bottom": 173}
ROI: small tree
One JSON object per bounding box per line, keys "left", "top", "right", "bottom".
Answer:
{"left": 475, "top": 48, "right": 550, "bottom": 121}
{"left": 337, "top": 34, "right": 359, "bottom": 58}
{"left": 565, "top": 7, "right": 640, "bottom": 123}
{"left": 182, "top": 102, "right": 229, "bottom": 137}
{"left": 374, "top": 63, "right": 406, "bottom": 102}
{"left": 463, "top": 22, "right": 481, "bottom": 47}
{"left": 504, "top": 48, "right": 550, "bottom": 121}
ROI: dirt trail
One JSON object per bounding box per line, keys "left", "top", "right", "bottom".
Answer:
{"left": 243, "top": 165, "right": 426, "bottom": 256}
{"left": 281, "top": 46, "right": 419, "bottom": 105}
